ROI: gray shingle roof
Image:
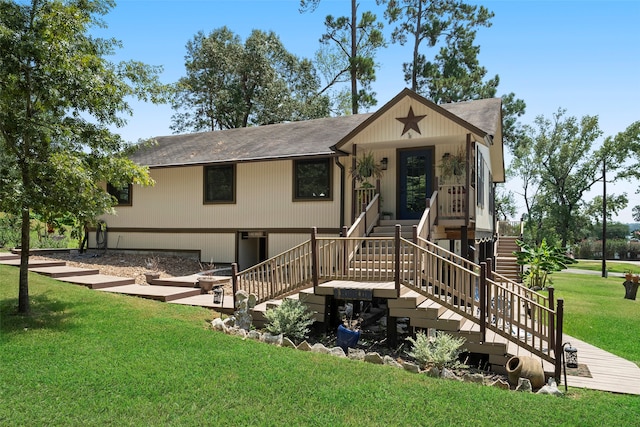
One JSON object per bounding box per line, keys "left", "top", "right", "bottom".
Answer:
{"left": 130, "top": 92, "right": 501, "bottom": 168}
{"left": 130, "top": 114, "right": 373, "bottom": 168}
{"left": 440, "top": 98, "right": 501, "bottom": 137}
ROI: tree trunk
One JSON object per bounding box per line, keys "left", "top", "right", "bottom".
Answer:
{"left": 18, "top": 207, "right": 30, "bottom": 314}
{"left": 350, "top": 0, "right": 358, "bottom": 114}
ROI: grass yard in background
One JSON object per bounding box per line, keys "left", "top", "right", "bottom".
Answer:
{"left": 1, "top": 266, "right": 639, "bottom": 426}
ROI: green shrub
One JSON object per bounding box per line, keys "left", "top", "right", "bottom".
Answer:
{"left": 406, "top": 331, "right": 466, "bottom": 372}
{"left": 0, "top": 214, "right": 20, "bottom": 248}
{"left": 264, "top": 299, "right": 315, "bottom": 344}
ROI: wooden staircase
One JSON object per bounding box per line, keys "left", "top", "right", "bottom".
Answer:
{"left": 495, "top": 236, "right": 521, "bottom": 283}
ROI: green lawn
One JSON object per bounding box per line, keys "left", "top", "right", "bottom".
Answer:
{"left": 550, "top": 272, "right": 640, "bottom": 366}
{"left": 573, "top": 259, "right": 640, "bottom": 274}
{"left": 1, "top": 266, "right": 639, "bottom": 426}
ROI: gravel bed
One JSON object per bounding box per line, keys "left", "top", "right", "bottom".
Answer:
{"left": 35, "top": 251, "right": 205, "bottom": 285}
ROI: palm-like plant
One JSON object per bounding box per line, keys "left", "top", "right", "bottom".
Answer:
{"left": 514, "top": 239, "right": 577, "bottom": 289}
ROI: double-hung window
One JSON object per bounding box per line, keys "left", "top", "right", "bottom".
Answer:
{"left": 107, "top": 183, "right": 132, "bottom": 206}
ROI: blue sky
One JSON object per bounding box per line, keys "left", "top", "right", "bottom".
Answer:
{"left": 96, "top": 0, "right": 640, "bottom": 222}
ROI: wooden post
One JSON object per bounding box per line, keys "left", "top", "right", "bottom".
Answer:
{"left": 395, "top": 224, "right": 401, "bottom": 297}
{"left": 412, "top": 224, "right": 418, "bottom": 245}
{"left": 342, "top": 225, "right": 348, "bottom": 275}
{"left": 548, "top": 286, "right": 555, "bottom": 355}
{"left": 231, "top": 263, "right": 238, "bottom": 309}
{"left": 479, "top": 262, "right": 487, "bottom": 342}
{"left": 387, "top": 309, "right": 398, "bottom": 348}
{"left": 311, "top": 227, "right": 319, "bottom": 289}
{"left": 555, "top": 298, "right": 565, "bottom": 382}
{"left": 486, "top": 257, "right": 493, "bottom": 281}
{"left": 461, "top": 226, "right": 469, "bottom": 260}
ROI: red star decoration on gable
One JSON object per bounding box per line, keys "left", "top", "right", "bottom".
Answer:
{"left": 396, "top": 106, "right": 427, "bottom": 136}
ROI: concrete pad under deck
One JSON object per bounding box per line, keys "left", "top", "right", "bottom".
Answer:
{"left": 56, "top": 274, "right": 135, "bottom": 289}
{"left": 28, "top": 265, "right": 100, "bottom": 278}
{"left": 96, "top": 284, "right": 202, "bottom": 301}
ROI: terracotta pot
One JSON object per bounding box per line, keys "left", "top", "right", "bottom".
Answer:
{"left": 198, "top": 276, "right": 216, "bottom": 292}
{"left": 505, "top": 356, "right": 545, "bottom": 389}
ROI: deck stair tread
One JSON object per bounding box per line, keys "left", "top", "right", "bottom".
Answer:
{"left": 0, "top": 253, "right": 20, "bottom": 261}
{"left": 96, "top": 284, "right": 201, "bottom": 301}
{"left": 0, "top": 258, "right": 67, "bottom": 268}
{"left": 169, "top": 294, "right": 234, "bottom": 310}
{"left": 56, "top": 274, "right": 136, "bottom": 289}
{"left": 28, "top": 265, "right": 100, "bottom": 278}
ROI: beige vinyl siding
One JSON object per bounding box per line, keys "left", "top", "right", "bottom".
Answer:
{"left": 475, "top": 143, "right": 493, "bottom": 232}
{"left": 349, "top": 98, "right": 482, "bottom": 147}
{"left": 104, "top": 160, "right": 341, "bottom": 230}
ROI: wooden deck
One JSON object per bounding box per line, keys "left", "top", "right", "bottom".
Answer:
{"left": 560, "top": 334, "right": 640, "bottom": 395}
{"left": 5, "top": 254, "right": 639, "bottom": 395}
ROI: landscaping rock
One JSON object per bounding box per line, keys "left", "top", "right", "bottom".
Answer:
{"left": 348, "top": 348, "right": 366, "bottom": 361}
{"left": 402, "top": 361, "right": 421, "bottom": 374}
{"left": 247, "top": 330, "right": 262, "bottom": 341}
{"left": 364, "top": 352, "right": 384, "bottom": 365}
{"left": 516, "top": 378, "right": 532, "bottom": 392}
{"left": 228, "top": 327, "right": 246, "bottom": 339}
{"left": 441, "top": 368, "right": 459, "bottom": 380}
{"left": 463, "top": 373, "right": 485, "bottom": 384}
{"left": 297, "top": 341, "right": 312, "bottom": 351}
{"left": 311, "top": 343, "right": 330, "bottom": 354}
{"left": 425, "top": 367, "right": 440, "bottom": 378}
{"left": 211, "top": 318, "right": 225, "bottom": 331}
{"left": 329, "top": 347, "right": 347, "bottom": 358}
{"left": 383, "top": 355, "right": 402, "bottom": 368}
{"left": 282, "top": 337, "right": 296, "bottom": 348}
{"left": 536, "top": 378, "right": 563, "bottom": 396}
{"left": 222, "top": 316, "right": 235, "bottom": 329}
{"left": 263, "top": 333, "right": 283, "bottom": 346}
{"left": 489, "top": 379, "right": 510, "bottom": 390}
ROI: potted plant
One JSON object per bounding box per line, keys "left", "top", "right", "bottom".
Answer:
{"left": 439, "top": 148, "right": 466, "bottom": 182}
{"left": 336, "top": 302, "right": 361, "bottom": 352}
{"left": 144, "top": 257, "right": 161, "bottom": 284}
{"left": 350, "top": 151, "right": 384, "bottom": 183}
{"left": 198, "top": 260, "right": 224, "bottom": 293}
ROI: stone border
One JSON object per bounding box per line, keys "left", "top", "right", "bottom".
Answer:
{"left": 210, "top": 318, "right": 563, "bottom": 396}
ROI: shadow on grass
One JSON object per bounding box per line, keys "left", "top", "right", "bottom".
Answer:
{"left": 0, "top": 289, "right": 78, "bottom": 336}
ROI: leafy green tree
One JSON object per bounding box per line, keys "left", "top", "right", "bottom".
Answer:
{"left": 381, "top": 0, "right": 494, "bottom": 97}
{"left": 171, "top": 27, "right": 329, "bottom": 133}
{"left": 300, "top": 0, "right": 386, "bottom": 114}
{"left": 0, "top": 0, "right": 162, "bottom": 314}
{"left": 514, "top": 109, "right": 632, "bottom": 247}
{"left": 380, "top": 0, "right": 525, "bottom": 151}
{"left": 494, "top": 184, "right": 517, "bottom": 221}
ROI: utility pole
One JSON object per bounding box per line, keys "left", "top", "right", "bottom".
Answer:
{"left": 602, "top": 159, "right": 607, "bottom": 278}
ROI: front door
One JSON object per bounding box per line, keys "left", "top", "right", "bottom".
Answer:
{"left": 398, "top": 148, "right": 433, "bottom": 220}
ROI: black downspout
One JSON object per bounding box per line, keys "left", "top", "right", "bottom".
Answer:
{"left": 335, "top": 157, "right": 346, "bottom": 232}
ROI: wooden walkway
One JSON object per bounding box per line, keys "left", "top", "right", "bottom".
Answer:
{"left": 2, "top": 252, "right": 639, "bottom": 395}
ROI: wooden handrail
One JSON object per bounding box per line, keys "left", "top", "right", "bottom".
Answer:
{"left": 346, "top": 193, "right": 380, "bottom": 238}
{"left": 415, "top": 190, "right": 438, "bottom": 241}
{"left": 235, "top": 239, "right": 314, "bottom": 304}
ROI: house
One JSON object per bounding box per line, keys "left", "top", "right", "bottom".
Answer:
{"left": 96, "top": 88, "right": 565, "bottom": 377}
{"left": 96, "top": 88, "right": 503, "bottom": 269}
